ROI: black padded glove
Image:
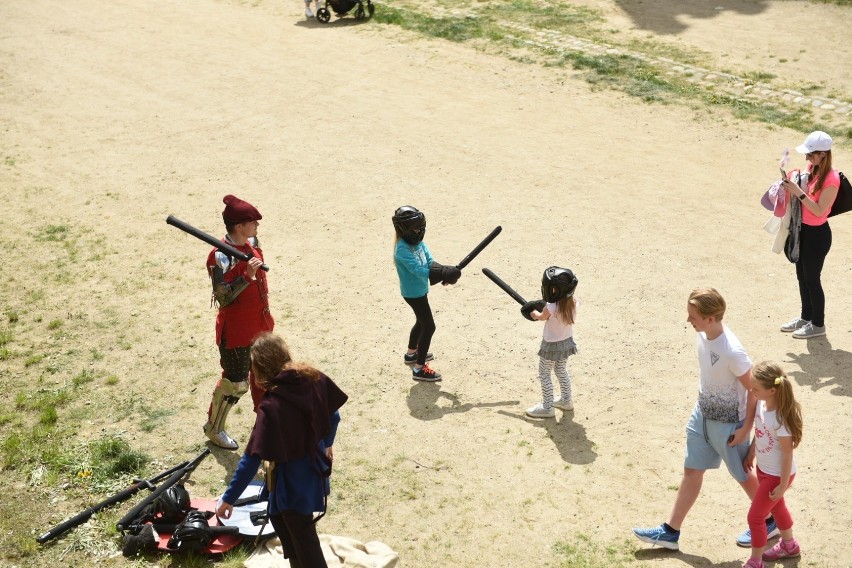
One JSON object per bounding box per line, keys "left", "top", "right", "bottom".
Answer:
{"left": 429, "top": 261, "right": 444, "bottom": 286}
{"left": 442, "top": 266, "right": 462, "bottom": 285}
{"left": 520, "top": 300, "right": 546, "bottom": 321}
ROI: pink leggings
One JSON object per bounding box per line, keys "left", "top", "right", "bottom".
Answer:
{"left": 747, "top": 467, "right": 796, "bottom": 548}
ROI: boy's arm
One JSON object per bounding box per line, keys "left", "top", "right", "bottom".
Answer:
{"left": 729, "top": 368, "right": 755, "bottom": 447}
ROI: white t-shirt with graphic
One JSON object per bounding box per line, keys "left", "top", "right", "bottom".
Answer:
{"left": 696, "top": 325, "right": 752, "bottom": 423}
{"left": 542, "top": 299, "right": 577, "bottom": 343}
{"left": 754, "top": 401, "right": 797, "bottom": 477}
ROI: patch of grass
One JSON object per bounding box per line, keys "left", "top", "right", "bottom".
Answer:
{"left": 552, "top": 533, "right": 637, "bottom": 567}
{"left": 24, "top": 353, "right": 44, "bottom": 366}
{"left": 16, "top": 388, "right": 71, "bottom": 412}
{"left": 483, "top": 0, "right": 603, "bottom": 32}
{"left": 703, "top": 92, "right": 818, "bottom": 131}
{"left": 139, "top": 406, "right": 175, "bottom": 433}
{"left": 0, "top": 329, "right": 11, "bottom": 346}
{"left": 0, "top": 413, "right": 18, "bottom": 426}
{"left": 27, "top": 289, "right": 46, "bottom": 303}
{"left": 33, "top": 224, "right": 70, "bottom": 242}
{"left": 625, "top": 38, "right": 707, "bottom": 66}
{"left": 742, "top": 70, "right": 776, "bottom": 83}
{"left": 72, "top": 369, "right": 97, "bottom": 388}
{"left": 47, "top": 318, "right": 63, "bottom": 330}
{"left": 6, "top": 310, "right": 18, "bottom": 323}
{"left": 39, "top": 405, "right": 59, "bottom": 426}
{"left": 1, "top": 423, "right": 75, "bottom": 473}
{"left": 90, "top": 435, "right": 149, "bottom": 478}
{"left": 374, "top": 6, "right": 488, "bottom": 42}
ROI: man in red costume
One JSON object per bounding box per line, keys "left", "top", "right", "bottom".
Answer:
{"left": 203, "top": 195, "right": 275, "bottom": 450}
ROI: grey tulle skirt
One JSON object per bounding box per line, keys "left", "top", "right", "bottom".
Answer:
{"left": 538, "top": 337, "right": 578, "bottom": 361}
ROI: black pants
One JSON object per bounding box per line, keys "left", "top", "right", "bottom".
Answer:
{"left": 796, "top": 222, "right": 832, "bottom": 327}
{"left": 404, "top": 295, "right": 435, "bottom": 366}
{"left": 269, "top": 510, "right": 327, "bottom": 568}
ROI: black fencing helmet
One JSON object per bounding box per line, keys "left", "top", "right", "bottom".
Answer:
{"left": 541, "top": 266, "right": 578, "bottom": 303}
{"left": 392, "top": 206, "right": 426, "bottom": 245}
{"left": 156, "top": 483, "right": 191, "bottom": 523}
{"left": 166, "top": 510, "right": 211, "bottom": 553}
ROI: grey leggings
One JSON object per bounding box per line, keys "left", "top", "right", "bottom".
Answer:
{"left": 537, "top": 357, "right": 572, "bottom": 408}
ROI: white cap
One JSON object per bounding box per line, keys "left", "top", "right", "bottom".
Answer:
{"left": 795, "top": 131, "right": 832, "bottom": 154}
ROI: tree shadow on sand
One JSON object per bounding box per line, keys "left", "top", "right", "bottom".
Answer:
{"left": 615, "top": 0, "right": 769, "bottom": 35}
{"left": 497, "top": 409, "right": 597, "bottom": 465}
{"left": 406, "top": 382, "right": 519, "bottom": 421}
{"left": 785, "top": 337, "right": 852, "bottom": 398}
{"left": 634, "top": 549, "right": 755, "bottom": 568}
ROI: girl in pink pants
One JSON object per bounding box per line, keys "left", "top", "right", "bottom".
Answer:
{"left": 742, "top": 361, "right": 803, "bottom": 568}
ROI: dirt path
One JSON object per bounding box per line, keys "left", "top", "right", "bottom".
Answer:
{"left": 1, "top": 1, "right": 851, "bottom": 566}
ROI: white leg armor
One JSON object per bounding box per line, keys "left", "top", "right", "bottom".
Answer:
{"left": 203, "top": 379, "right": 248, "bottom": 450}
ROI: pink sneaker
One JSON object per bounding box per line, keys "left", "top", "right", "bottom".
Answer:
{"left": 763, "top": 538, "right": 800, "bottom": 561}
{"left": 742, "top": 558, "right": 764, "bottom": 568}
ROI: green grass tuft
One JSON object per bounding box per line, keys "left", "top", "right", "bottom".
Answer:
{"left": 374, "top": 6, "right": 487, "bottom": 41}
{"left": 552, "top": 534, "right": 638, "bottom": 567}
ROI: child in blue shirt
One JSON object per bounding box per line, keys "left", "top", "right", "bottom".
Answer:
{"left": 392, "top": 206, "right": 460, "bottom": 382}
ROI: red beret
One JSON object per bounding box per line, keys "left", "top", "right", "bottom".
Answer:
{"left": 222, "top": 195, "right": 262, "bottom": 225}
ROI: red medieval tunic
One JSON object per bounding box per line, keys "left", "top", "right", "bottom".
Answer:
{"left": 206, "top": 237, "right": 275, "bottom": 349}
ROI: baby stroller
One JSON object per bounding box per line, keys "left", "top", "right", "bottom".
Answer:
{"left": 316, "top": 0, "right": 374, "bottom": 23}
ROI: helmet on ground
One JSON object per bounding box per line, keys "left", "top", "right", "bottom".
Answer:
{"left": 166, "top": 510, "right": 211, "bottom": 553}
{"left": 541, "top": 266, "right": 578, "bottom": 303}
{"left": 392, "top": 206, "right": 426, "bottom": 245}
{"left": 155, "top": 483, "right": 191, "bottom": 523}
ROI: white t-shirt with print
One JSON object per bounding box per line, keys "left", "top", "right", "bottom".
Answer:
{"left": 754, "top": 400, "right": 797, "bottom": 477}
{"left": 696, "top": 325, "right": 752, "bottom": 423}
{"left": 542, "top": 299, "right": 577, "bottom": 343}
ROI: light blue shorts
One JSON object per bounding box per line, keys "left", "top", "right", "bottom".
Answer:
{"left": 684, "top": 405, "right": 749, "bottom": 483}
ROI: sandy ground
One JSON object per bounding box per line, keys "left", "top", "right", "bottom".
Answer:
{"left": 1, "top": 0, "right": 851, "bottom": 567}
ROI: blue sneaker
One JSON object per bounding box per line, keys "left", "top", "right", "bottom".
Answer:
{"left": 632, "top": 524, "right": 679, "bottom": 550}
{"left": 736, "top": 518, "right": 780, "bottom": 547}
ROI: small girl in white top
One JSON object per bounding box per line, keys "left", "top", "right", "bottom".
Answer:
{"left": 522, "top": 266, "right": 579, "bottom": 419}
{"left": 742, "top": 361, "right": 803, "bottom": 568}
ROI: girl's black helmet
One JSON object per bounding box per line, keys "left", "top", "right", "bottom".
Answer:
{"left": 541, "top": 266, "right": 578, "bottom": 303}
{"left": 392, "top": 206, "right": 426, "bottom": 245}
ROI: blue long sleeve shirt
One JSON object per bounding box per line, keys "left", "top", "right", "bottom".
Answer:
{"left": 394, "top": 240, "right": 433, "bottom": 298}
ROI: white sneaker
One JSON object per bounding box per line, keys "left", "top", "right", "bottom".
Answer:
{"left": 792, "top": 322, "right": 826, "bottom": 339}
{"left": 525, "top": 403, "right": 555, "bottom": 418}
{"left": 780, "top": 317, "right": 809, "bottom": 332}
{"left": 305, "top": 6, "right": 314, "bottom": 17}
{"left": 553, "top": 397, "right": 574, "bottom": 411}
{"left": 204, "top": 425, "right": 238, "bottom": 450}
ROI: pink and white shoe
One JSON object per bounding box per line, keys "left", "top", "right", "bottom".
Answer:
{"left": 763, "top": 538, "right": 800, "bottom": 561}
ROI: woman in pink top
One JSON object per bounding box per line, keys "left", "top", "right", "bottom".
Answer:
{"left": 778, "top": 131, "right": 840, "bottom": 339}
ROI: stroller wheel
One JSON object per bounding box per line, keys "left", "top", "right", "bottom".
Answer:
{"left": 367, "top": 2, "right": 375, "bottom": 16}
{"left": 355, "top": 5, "right": 365, "bottom": 19}
{"left": 317, "top": 7, "right": 331, "bottom": 22}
